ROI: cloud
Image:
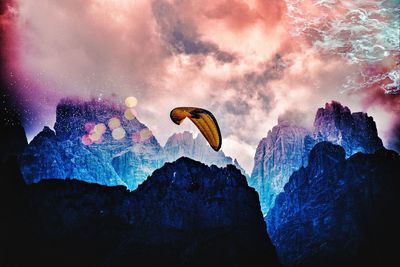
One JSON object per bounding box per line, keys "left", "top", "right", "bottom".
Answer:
{"left": 152, "top": 0, "right": 235, "bottom": 63}
{"left": 5, "top": 0, "right": 399, "bottom": 172}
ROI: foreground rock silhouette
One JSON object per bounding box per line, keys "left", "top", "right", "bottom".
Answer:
{"left": 267, "top": 142, "right": 399, "bottom": 267}
{"left": 1, "top": 157, "right": 280, "bottom": 267}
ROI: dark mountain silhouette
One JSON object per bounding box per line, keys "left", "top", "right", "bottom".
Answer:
{"left": 250, "top": 101, "right": 384, "bottom": 214}
{"left": 1, "top": 157, "right": 280, "bottom": 267}
{"left": 266, "top": 142, "right": 399, "bottom": 267}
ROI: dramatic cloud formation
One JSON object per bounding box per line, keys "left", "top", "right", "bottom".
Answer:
{"left": 2, "top": 0, "right": 399, "bottom": 172}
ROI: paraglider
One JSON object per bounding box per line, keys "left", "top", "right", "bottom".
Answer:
{"left": 170, "top": 107, "right": 222, "bottom": 151}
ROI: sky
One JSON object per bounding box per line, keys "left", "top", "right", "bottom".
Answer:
{"left": 1, "top": 0, "right": 399, "bottom": 173}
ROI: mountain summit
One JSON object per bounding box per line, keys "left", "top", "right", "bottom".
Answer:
{"left": 2, "top": 157, "right": 281, "bottom": 267}
{"left": 19, "top": 98, "right": 245, "bottom": 189}
{"left": 250, "top": 101, "right": 384, "bottom": 214}
{"left": 266, "top": 142, "right": 399, "bottom": 266}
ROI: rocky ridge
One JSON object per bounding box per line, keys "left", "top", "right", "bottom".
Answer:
{"left": 1, "top": 157, "right": 281, "bottom": 267}
{"left": 20, "top": 98, "right": 244, "bottom": 189}
{"left": 266, "top": 142, "right": 399, "bottom": 266}
{"left": 250, "top": 101, "right": 384, "bottom": 214}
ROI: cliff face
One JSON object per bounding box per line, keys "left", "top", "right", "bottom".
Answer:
{"left": 250, "top": 101, "right": 384, "bottom": 214}
{"left": 266, "top": 142, "right": 399, "bottom": 267}
{"left": 313, "top": 101, "right": 383, "bottom": 156}
{"left": 20, "top": 99, "right": 243, "bottom": 189}
{"left": 1, "top": 157, "right": 281, "bottom": 267}
{"left": 250, "top": 120, "right": 313, "bottom": 214}
{"left": 20, "top": 98, "right": 162, "bottom": 189}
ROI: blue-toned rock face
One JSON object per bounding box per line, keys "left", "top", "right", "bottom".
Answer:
{"left": 250, "top": 120, "right": 312, "bottom": 214}
{"left": 19, "top": 98, "right": 244, "bottom": 190}
{"left": 163, "top": 131, "right": 243, "bottom": 172}
{"left": 20, "top": 98, "right": 161, "bottom": 188}
{"left": 313, "top": 101, "right": 383, "bottom": 156}
{"left": 266, "top": 142, "right": 400, "bottom": 267}
{"left": 250, "top": 101, "right": 384, "bottom": 214}
{"left": 2, "top": 157, "right": 281, "bottom": 267}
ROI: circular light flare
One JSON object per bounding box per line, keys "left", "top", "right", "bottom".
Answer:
{"left": 132, "top": 132, "right": 141, "bottom": 142}
{"left": 124, "top": 108, "right": 137, "bottom": 120}
{"left": 140, "top": 128, "right": 152, "bottom": 141}
{"left": 94, "top": 123, "right": 107, "bottom": 134}
{"left": 124, "top": 96, "right": 138, "bottom": 108}
{"left": 132, "top": 128, "right": 153, "bottom": 142}
{"left": 108, "top": 117, "right": 121, "bottom": 130}
{"left": 112, "top": 127, "right": 126, "bottom": 140}
{"left": 84, "top": 122, "right": 96, "bottom": 133}
{"left": 81, "top": 135, "right": 93, "bottom": 145}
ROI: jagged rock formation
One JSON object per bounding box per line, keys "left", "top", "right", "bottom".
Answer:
{"left": 20, "top": 98, "right": 161, "bottom": 188}
{"left": 164, "top": 131, "right": 234, "bottom": 166}
{"left": 250, "top": 101, "right": 384, "bottom": 214}
{"left": 1, "top": 157, "right": 281, "bottom": 267}
{"left": 111, "top": 140, "right": 165, "bottom": 189}
{"left": 313, "top": 101, "right": 383, "bottom": 156}
{"left": 266, "top": 142, "right": 399, "bottom": 267}
{"left": 250, "top": 119, "right": 313, "bottom": 214}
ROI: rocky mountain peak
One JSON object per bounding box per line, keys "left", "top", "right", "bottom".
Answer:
{"left": 21, "top": 98, "right": 243, "bottom": 191}
{"left": 250, "top": 119, "right": 312, "bottom": 214}
{"left": 20, "top": 98, "right": 161, "bottom": 188}
{"left": 163, "top": 131, "right": 236, "bottom": 171}
{"left": 267, "top": 143, "right": 399, "bottom": 266}
{"left": 3, "top": 157, "right": 281, "bottom": 266}
{"left": 250, "top": 100, "right": 384, "bottom": 215}
{"left": 313, "top": 101, "right": 383, "bottom": 156}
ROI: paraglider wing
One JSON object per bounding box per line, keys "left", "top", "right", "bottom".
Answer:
{"left": 170, "top": 107, "right": 222, "bottom": 151}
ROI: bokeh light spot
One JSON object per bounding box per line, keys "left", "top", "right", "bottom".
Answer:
{"left": 124, "top": 108, "right": 137, "bottom": 120}
{"left": 132, "top": 128, "right": 153, "bottom": 142}
{"left": 112, "top": 127, "right": 126, "bottom": 140}
{"left": 108, "top": 117, "right": 121, "bottom": 130}
{"left": 125, "top": 96, "right": 138, "bottom": 108}
{"left": 89, "top": 131, "right": 102, "bottom": 143}
{"left": 81, "top": 134, "right": 93, "bottom": 145}
{"left": 94, "top": 123, "right": 107, "bottom": 134}
{"left": 140, "top": 128, "right": 152, "bottom": 141}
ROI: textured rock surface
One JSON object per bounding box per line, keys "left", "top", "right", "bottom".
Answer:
{"left": 250, "top": 119, "right": 313, "bottom": 214}
{"left": 250, "top": 101, "right": 384, "bottom": 214}
{"left": 164, "top": 131, "right": 238, "bottom": 168}
{"left": 111, "top": 140, "right": 165, "bottom": 189}
{"left": 1, "top": 157, "right": 281, "bottom": 267}
{"left": 266, "top": 142, "right": 399, "bottom": 267}
{"left": 20, "top": 98, "right": 162, "bottom": 188}
{"left": 20, "top": 99, "right": 244, "bottom": 189}
{"left": 313, "top": 101, "right": 383, "bottom": 156}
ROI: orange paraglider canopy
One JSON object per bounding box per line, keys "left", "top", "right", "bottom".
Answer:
{"left": 170, "top": 107, "right": 222, "bottom": 151}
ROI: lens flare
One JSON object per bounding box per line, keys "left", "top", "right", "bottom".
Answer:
{"left": 132, "top": 128, "right": 153, "bottom": 142}
{"left": 112, "top": 127, "right": 126, "bottom": 140}
{"left": 108, "top": 117, "right": 121, "bottom": 130}
{"left": 140, "top": 128, "right": 152, "bottom": 141}
{"left": 89, "top": 131, "right": 102, "bottom": 143}
{"left": 124, "top": 108, "right": 137, "bottom": 120}
{"left": 94, "top": 123, "right": 107, "bottom": 134}
{"left": 81, "top": 134, "right": 93, "bottom": 145}
{"left": 125, "top": 96, "right": 138, "bottom": 108}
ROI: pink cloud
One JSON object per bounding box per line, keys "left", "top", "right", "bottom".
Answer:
{"left": 3, "top": 0, "right": 399, "bottom": 172}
